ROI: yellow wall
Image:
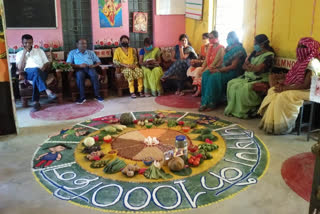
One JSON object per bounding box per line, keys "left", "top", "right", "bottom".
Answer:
{"left": 185, "top": 0, "right": 211, "bottom": 53}
{"left": 187, "top": 0, "right": 320, "bottom": 58}
{"left": 243, "top": 0, "right": 320, "bottom": 58}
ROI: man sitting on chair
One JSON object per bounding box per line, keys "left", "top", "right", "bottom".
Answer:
{"left": 67, "top": 38, "right": 103, "bottom": 104}
{"left": 16, "top": 34, "right": 57, "bottom": 112}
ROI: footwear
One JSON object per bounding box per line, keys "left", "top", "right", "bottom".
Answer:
{"left": 76, "top": 97, "right": 87, "bottom": 104}
{"left": 95, "top": 96, "right": 104, "bottom": 102}
{"left": 31, "top": 102, "right": 41, "bottom": 112}
{"left": 48, "top": 93, "right": 57, "bottom": 102}
{"left": 139, "top": 92, "right": 145, "bottom": 97}
{"left": 192, "top": 90, "right": 201, "bottom": 97}
{"left": 178, "top": 92, "right": 185, "bottom": 96}
{"left": 198, "top": 105, "right": 207, "bottom": 112}
{"left": 131, "top": 93, "right": 137, "bottom": 99}
{"left": 145, "top": 93, "right": 151, "bottom": 97}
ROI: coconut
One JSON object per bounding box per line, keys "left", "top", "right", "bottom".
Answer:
{"left": 168, "top": 156, "right": 185, "bottom": 172}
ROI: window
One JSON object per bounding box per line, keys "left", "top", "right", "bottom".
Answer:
{"left": 215, "top": 0, "right": 244, "bottom": 46}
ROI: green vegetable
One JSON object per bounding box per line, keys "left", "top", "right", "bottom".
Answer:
{"left": 104, "top": 126, "right": 117, "bottom": 134}
{"left": 154, "top": 118, "right": 164, "bottom": 126}
{"left": 167, "top": 119, "right": 177, "bottom": 127}
{"left": 192, "top": 129, "right": 202, "bottom": 134}
{"left": 198, "top": 149, "right": 213, "bottom": 160}
{"left": 198, "top": 144, "right": 218, "bottom": 152}
{"left": 119, "top": 113, "right": 134, "bottom": 125}
{"left": 201, "top": 134, "right": 217, "bottom": 141}
{"left": 52, "top": 61, "right": 72, "bottom": 71}
{"left": 113, "top": 125, "right": 127, "bottom": 131}
{"left": 144, "top": 165, "right": 173, "bottom": 180}
{"left": 104, "top": 158, "right": 127, "bottom": 174}
{"left": 201, "top": 129, "right": 212, "bottom": 135}
{"left": 184, "top": 121, "right": 197, "bottom": 128}
{"left": 90, "top": 159, "right": 110, "bottom": 168}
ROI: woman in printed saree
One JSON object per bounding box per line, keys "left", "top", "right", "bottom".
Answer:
{"left": 224, "top": 34, "right": 275, "bottom": 118}
{"left": 139, "top": 38, "right": 163, "bottom": 97}
{"left": 161, "top": 34, "right": 198, "bottom": 96}
{"left": 113, "top": 35, "right": 144, "bottom": 99}
{"left": 258, "top": 37, "right": 320, "bottom": 134}
{"left": 199, "top": 31, "right": 246, "bottom": 112}
{"left": 187, "top": 33, "right": 210, "bottom": 96}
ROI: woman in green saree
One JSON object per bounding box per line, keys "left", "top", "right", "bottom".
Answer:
{"left": 139, "top": 38, "right": 163, "bottom": 97}
{"left": 224, "top": 34, "right": 275, "bottom": 118}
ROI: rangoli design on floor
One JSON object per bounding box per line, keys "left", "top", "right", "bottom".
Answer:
{"left": 32, "top": 110, "right": 269, "bottom": 213}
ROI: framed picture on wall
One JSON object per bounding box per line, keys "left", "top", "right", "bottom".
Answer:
{"left": 99, "top": 0, "right": 123, "bottom": 28}
{"left": 133, "top": 12, "right": 148, "bottom": 33}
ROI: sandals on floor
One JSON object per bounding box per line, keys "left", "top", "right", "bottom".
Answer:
{"left": 131, "top": 93, "right": 137, "bottom": 99}
{"left": 139, "top": 92, "right": 145, "bottom": 97}
{"left": 198, "top": 105, "right": 207, "bottom": 112}
{"left": 192, "top": 91, "right": 201, "bottom": 97}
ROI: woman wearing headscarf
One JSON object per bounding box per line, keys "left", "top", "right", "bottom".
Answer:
{"left": 258, "top": 37, "right": 320, "bottom": 134}
{"left": 224, "top": 34, "right": 275, "bottom": 118}
{"left": 199, "top": 31, "right": 246, "bottom": 111}
{"left": 161, "top": 34, "right": 198, "bottom": 96}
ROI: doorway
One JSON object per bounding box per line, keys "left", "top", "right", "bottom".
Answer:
{"left": 215, "top": 0, "right": 244, "bottom": 46}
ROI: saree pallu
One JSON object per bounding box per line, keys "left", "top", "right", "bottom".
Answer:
{"left": 258, "top": 87, "right": 309, "bottom": 134}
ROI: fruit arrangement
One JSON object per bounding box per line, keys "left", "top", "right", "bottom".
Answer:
{"left": 122, "top": 164, "right": 140, "bottom": 177}
{"left": 119, "top": 113, "right": 134, "bottom": 125}
{"left": 82, "top": 144, "right": 101, "bottom": 154}
{"left": 103, "top": 135, "right": 112, "bottom": 143}
{"left": 86, "top": 151, "right": 105, "bottom": 161}
{"left": 188, "top": 154, "right": 202, "bottom": 167}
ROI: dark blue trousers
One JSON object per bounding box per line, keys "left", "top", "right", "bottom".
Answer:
{"left": 75, "top": 68, "right": 100, "bottom": 99}
{"left": 25, "top": 68, "right": 48, "bottom": 102}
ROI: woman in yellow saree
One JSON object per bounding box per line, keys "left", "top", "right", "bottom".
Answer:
{"left": 258, "top": 37, "right": 320, "bottom": 134}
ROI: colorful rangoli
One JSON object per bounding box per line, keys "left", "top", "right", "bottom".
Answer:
{"left": 32, "top": 111, "right": 269, "bottom": 213}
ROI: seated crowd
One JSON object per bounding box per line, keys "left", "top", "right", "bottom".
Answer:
{"left": 16, "top": 32, "right": 320, "bottom": 136}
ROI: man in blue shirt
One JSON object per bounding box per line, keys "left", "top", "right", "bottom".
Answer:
{"left": 67, "top": 39, "right": 103, "bottom": 104}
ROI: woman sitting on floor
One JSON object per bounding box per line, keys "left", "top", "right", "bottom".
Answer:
{"left": 258, "top": 37, "right": 320, "bottom": 134}
{"left": 224, "top": 34, "right": 275, "bottom": 118}
{"left": 139, "top": 38, "right": 163, "bottom": 97}
{"left": 161, "top": 34, "right": 198, "bottom": 96}
{"left": 199, "top": 31, "right": 246, "bottom": 112}
{"left": 186, "top": 32, "right": 210, "bottom": 96}
{"left": 113, "top": 35, "right": 144, "bottom": 98}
